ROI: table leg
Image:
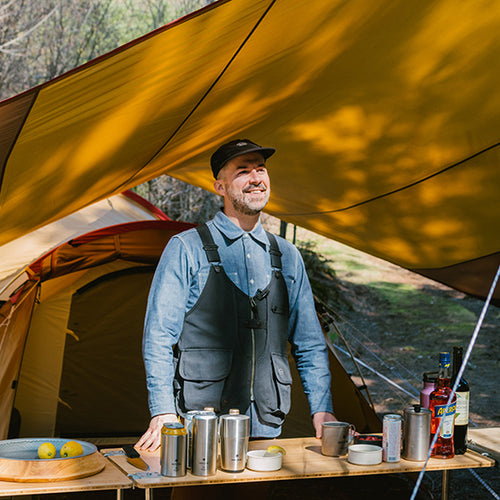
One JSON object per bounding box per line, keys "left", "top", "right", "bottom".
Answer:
{"left": 442, "top": 470, "right": 450, "bottom": 500}
{"left": 145, "top": 487, "right": 153, "bottom": 500}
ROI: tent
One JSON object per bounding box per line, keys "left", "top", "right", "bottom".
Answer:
{"left": 0, "top": 192, "right": 196, "bottom": 439}
{"left": 0, "top": 0, "right": 499, "bottom": 305}
{"left": 0, "top": 190, "right": 168, "bottom": 300}
{"left": 0, "top": 195, "right": 380, "bottom": 441}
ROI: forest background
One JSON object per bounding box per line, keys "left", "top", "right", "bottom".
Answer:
{"left": 1, "top": 1, "right": 499, "bottom": 498}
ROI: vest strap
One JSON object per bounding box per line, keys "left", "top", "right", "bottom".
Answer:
{"left": 196, "top": 223, "right": 283, "bottom": 270}
{"left": 196, "top": 224, "right": 221, "bottom": 263}
{"left": 266, "top": 232, "right": 283, "bottom": 270}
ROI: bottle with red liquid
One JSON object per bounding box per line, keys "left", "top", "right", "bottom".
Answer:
{"left": 429, "top": 352, "right": 456, "bottom": 458}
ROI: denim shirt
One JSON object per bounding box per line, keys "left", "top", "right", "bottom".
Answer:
{"left": 143, "top": 211, "right": 333, "bottom": 437}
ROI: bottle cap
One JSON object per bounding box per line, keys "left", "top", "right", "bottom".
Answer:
{"left": 423, "top": 371, "right": 438, "bottom": 383}
{"left": 439, "top": 352, "right": 451, "bottom": 368}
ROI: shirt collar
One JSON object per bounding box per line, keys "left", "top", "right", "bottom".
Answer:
{"left": 213, "top": 210, "right": 269, "bottom": 248}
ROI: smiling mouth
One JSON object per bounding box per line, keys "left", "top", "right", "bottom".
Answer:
{"left": 244, "top": 184, "right": 266, "bottom": 194}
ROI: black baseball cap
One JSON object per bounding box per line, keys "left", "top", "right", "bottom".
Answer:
{"left": 210, "top": 139, "right": 276, "bottom": 178}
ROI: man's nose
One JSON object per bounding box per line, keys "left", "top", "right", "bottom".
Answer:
{"left": 248, "top": 169, "right": 261, "bottom": 183}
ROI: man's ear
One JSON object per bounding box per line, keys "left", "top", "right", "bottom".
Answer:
{"left": 213, "top": 179, "right": 225, "bottom": 196}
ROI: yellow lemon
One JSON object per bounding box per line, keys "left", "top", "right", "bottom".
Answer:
{"left": 60, "top": 440, "right": 84, "bottom": 458}
{"left": 37, "top": 442, "right": 56, "bottom": 459}
{"left": 266, "top": 445, "right": 286, "bottom": 455}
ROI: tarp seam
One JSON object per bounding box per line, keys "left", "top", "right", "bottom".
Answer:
{"left": 273, "top": 140, "right": 500, "bottom": 217}
{"left": 114, "top": 0, "right": 278, "bottom": 192}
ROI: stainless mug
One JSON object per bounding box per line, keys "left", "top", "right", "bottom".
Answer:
{"left": 321, "top": 421, "right": 356, "bottom": 456}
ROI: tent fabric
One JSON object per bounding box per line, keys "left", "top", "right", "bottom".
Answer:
{"left": 1, "top": 0, "right": 499, "bottom": 304}
{"left": 0, "top": 217, "right": 380, "bottom": 440}
{"left": 0, "top": 190, "right": 168, "bottom": 299}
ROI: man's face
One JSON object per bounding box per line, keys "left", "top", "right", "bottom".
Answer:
{"left": 214, "top": 152, "right": 271, "bottom": 216}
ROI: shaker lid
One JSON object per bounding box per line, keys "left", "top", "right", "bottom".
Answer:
{"left": 406, "top": 404, "right": 431, "bottom": 416}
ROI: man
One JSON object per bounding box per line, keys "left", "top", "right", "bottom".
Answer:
{"left": 137, "top": 139, "right": 336, "bottom": 451}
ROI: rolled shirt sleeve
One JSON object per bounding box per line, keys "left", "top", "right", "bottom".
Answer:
{"left": 143, "top": 236, "right": 193, "bottom": 416}
{"left": 284, "top": 243, "right": 334, "bottom": 416}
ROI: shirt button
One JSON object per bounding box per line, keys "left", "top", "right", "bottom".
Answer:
{"left": 247, "top": 253, "right": 251, "bottom": 259}
{"left": 250, "top": 279, "right": 254, "bottom": 285}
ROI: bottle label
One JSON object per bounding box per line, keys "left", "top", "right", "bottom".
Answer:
{"left": 455, "top": 392, "right": 470, "bottom": 425}
{"left": 433, "top": 402, "right": 456, "bottom": 438}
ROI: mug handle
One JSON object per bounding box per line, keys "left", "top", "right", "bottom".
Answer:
{"left": 347, "top": 424, "right": 356, "bottom": 444}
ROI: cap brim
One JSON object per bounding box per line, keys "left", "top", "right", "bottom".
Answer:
{"left": 224, "top": 146, "right": 276, "bottom": 165}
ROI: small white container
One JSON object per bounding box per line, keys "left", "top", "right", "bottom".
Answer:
{"left": 347, "top": 444, "right": 382, "bottom": 465}
{"left": 246, "top": 450, "right": 282, "bottom": 471}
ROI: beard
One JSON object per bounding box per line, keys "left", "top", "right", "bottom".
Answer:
{"left": 225, "top": 183, "right": 270, "bottom": 216}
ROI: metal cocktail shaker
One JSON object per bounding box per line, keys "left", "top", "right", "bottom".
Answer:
{"left": 219, "top": 409, "right": 250, "bottom": 472}
{"left": 402, "top": 404, "right": 432, "bottom": 461}
{"left": 191, "top": 412, "right": 218, "bottom": 476}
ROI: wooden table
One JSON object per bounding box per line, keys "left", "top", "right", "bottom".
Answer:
{"left": 102, "top": 436, "right": 495, "bottom": 499}
{"left": 468, "top": 427, "right": 500, "bottom": 466}
{"left": 0, "top": 458, "right": 132, "bottom": 499}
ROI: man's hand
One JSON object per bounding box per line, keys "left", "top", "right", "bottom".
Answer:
{"left": 312, "top": 411, "right": 337, "bottom": 439}
{"left": 136, "top": 414, "right": 178, "bottom": 451}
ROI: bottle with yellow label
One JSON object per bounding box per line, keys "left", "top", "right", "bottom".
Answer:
{"left": 429, "top": 352, "right": 456, "bottom": 458}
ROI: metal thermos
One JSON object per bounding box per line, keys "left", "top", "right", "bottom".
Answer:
{"left": 184, "top": 408, "right": 216, "bottom": 468}
{"left": 402, "top": 404, "right": 432, "bottom": 461}
{"left": 184, "top": 410, "right": 202, "bottom": 469}
{"left": 160, "top": 422, "right": 187, "bottom": 477}
{"left": 219, "top": 409, "right": 250, "bottom": 472}
{"left": 419, "top": 371, "right": 438, "bottom": 409}
{"left": 191, "top": 412, "right": 218, "bottom": 476}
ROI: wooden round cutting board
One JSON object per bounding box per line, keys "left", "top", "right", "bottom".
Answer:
{"left": 0, "top": 438, "right": 105, "bottom": 482}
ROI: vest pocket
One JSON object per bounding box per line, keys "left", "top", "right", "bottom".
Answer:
{"left": 178, "top": 348, "right": 232, "bottom": 412}
{"left": 270, "top": 352, "right": 293, "bottom": 415}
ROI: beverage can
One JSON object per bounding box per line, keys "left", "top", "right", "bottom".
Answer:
{"left": 161, "top": 422, "right": 187, "bottom": 477}
{"left": 382, "top": 414, "right": 402, "bottom": 462}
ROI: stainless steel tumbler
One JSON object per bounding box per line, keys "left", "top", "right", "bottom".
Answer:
{"left": 219, "top": 409, "right": 250, "bottom": 472}
{"left": 191, "top": 412, "right": 218, "bottom": 476}
{"left": 402, "top": 404, "right": 431, "bottom": 461}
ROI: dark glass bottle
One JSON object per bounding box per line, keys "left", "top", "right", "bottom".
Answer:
{"left": 429, "top": 352, "right": 456, "bottom": 458}
{"left": 452, "top": 346, "right": 470, "bottom": 454}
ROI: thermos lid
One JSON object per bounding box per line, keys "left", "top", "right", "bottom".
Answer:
{"left": 219, "top": 412, "right": 249, "bottom": 436}
{"left": 405, "top": 404, "right": 431, "bottom": 416}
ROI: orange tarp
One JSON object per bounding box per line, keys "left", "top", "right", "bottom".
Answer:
{"left": 0, "top": 0, "right": 499, "bottom": 303}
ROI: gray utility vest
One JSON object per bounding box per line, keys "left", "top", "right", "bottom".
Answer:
{"left": 173, "top": 223, "right": 292, "bottom": 426}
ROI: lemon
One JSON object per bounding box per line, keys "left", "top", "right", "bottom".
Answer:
{"left": 60, "top": 440, "right": 84, "bottom": 458}
{"left": 37, "top": 442, "right": 56, "bottom": 459}
{"left": 266, "top": 445, "right": 286, "bottom": 455}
